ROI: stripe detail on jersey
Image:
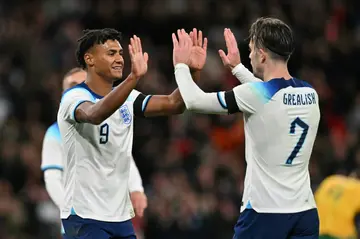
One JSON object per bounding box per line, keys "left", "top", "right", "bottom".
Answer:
{"left": 217, "top": 92, "right": 227, "bottom": 109}
{"left": 224, "top": 90, "right": 240, "bottom": 114}
{"left": 61, "top": 224, "right": 65, "bottom": 234}
{"left": 250, "top": 78, "right": 314, "bottom": 104}
{"left": 70, "top": 207, "right": 76, "bottom": 215}
{"left": 46, "top": 122, "right": 61, "bottom": 142}
{"left": 142, "top": 95, "right": 153, "bottom": 112}
{"left": 245, "top": 201, "right": 253, "bottom": 209}
{"left": 78, "top": 82, "right": 104, "bottom": 99}
{"left": 41, "top": 165, "right": 64, "bottom": 171}
{"left": 134, "top": 93, "right": 147, "bottom": 117}
{"left": 61, "top": 87, "right": 96, "bottom": 104}
{"left": 72, "top": 100, "right": 92, "bottom": 123}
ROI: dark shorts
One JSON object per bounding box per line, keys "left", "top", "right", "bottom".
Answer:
{"left": 62, "top": 215, "right": 136, "bottom": 239}
{"left": 233, "top": 208, "right": 319, "bottom": 239}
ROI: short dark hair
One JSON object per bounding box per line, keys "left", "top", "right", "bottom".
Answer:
{"left": 249, "top": 17, "right": 294, "bottom": 61}
{"left": 76, "top": 28, "right": 122, "bottom": 69}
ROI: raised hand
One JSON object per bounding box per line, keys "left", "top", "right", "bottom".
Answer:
{"left": 218, "top": 28, "right": 241, "bottom": 70}
{"left": 172, "top": 29, "right": 192, "bottom": 66}
{"left": 129, "top": 35, "right": 148, "bottom": 78}
{"left": 188, "top": 28, "right": 208, "bottom": 71}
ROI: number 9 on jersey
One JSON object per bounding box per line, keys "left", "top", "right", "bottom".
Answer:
{"left": 100, "top": 123, "right": 109, "bottom": 144}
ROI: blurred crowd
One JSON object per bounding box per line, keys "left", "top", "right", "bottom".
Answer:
{"left": 0, "top": 0, "right": 360, "bottom": 238}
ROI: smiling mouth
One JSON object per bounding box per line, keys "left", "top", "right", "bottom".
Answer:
{"left": 112, "top": 66, "right": 123, "bottom": 71}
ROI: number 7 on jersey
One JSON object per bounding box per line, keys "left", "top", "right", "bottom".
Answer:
{"left": 286, "top": 117, "right": 309, "bottom": 165}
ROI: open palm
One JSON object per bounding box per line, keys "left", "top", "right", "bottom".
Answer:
{"left": 188, "top": 28, "right": 208, "bottom": 71}
{"left": 218, "top": 28, "right": 241, "bottom": 70}
{"left": 129, "top": 35, "right": 148, "bottom": 78}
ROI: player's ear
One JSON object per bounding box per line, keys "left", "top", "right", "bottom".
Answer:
{"left": 259, "top": 48, "right": 266, "bottom": 63}
{"left": 84, "top": 53, "right": 95, "bottom": 67}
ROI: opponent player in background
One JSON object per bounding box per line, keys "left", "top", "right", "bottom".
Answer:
{"left": 315, "top": 173, "right": 360, "bottom": 239}
{"left": 173, "top": 18, "right": 320, "bottom": 238}
{"left": 41, "top": 68, "right": 147, "bottom": 238}
{"left": 58, "top": 28, "right": 207, "bottom": 239}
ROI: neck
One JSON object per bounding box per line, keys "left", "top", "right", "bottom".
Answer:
{"left": 85, "top": 70, "right": 113, "bottom": 97}
{"left": 263, "top": 60, "right": 292, "bottom": 82}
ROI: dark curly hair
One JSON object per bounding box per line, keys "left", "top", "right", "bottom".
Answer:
{"left": 75, "top": 28, "right": 122, "bottom": 69}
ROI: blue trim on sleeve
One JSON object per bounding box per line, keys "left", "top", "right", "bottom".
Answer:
{"left": 41, "top": 165, "right": 64, "bottom": 171}
{"left": 142, "top": 95, "right": 153, "bottom": 112}
{"left": 45, "top": 122, "right": 61, "bottom": 142}
{"left": 78, "top": 82, "right": 104, "bottom": 99}
{"left": 249, "top": 78, "right": 314, "bottom": 103}
{"left": 245, "top": 201, "right": 252, "bottom": 209}
{"left": 217, "top": 92, "right": 227, "bottom": 109}
{"left": 61, "top": 82, "right": 99, "bottom": 104}
{"left": 72, "top": 100, "right": 89, "bottom": 123}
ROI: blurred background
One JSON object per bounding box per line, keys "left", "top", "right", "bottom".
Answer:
{"left": 0, "top": 0, "right": 360, "bottom": 238}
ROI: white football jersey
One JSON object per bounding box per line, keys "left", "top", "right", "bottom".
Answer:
{"left": 221, "top": 78, "right": 320, "bottom": 213}
{"left": 57, "top": 82, "right": 148, "bottom": 222}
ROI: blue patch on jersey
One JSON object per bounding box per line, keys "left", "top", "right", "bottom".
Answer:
{"left": 61, "top": 81, "right": 101, "bottom": 103}
{"left": 77, "top": 82, "right": 104, "bottom": 99}
{"left": 119, "top": 105, "right": 132, "bottom": 125}
{"left": 245, "top": 201, "right": 252, "bottom": 209}
{"left": 249, "top": 78, "right": 314, "bottom": 103}
{"left": 46, "top": 122, "right": 61, "bottom": 142}
{"left": 70, "top": 207, "right": 76, "bottom": 215}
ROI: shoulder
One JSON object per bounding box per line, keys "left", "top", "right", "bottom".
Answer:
{"left": 45, "top": 122, "right": 61, "bottom": 142}
{"left": 248, "top": 78, "right": 315, "bottom": 100}
{"left": 61, "top": 82, "right": 97, "bottom": 103}
{"left": 126, "top": 89, "right": 142, "bottom": 103}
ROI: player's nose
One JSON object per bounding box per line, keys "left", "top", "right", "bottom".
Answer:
{"left": 114, "top": 55, "right": 124, "bottom": 64}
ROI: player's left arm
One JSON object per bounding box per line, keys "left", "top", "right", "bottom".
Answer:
{"left": 41, "top": 127, "right": 65, "bottom": 209}
{"left": 128, "top": 157, "right": 144, "bottom": 193}
{"left": 174, "top": 63, "right": 262, "bottom": 114}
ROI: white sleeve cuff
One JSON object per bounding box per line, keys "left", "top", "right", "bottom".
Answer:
{"left": 231, "top": 63, "right": 247, "bottom": 75}
{"left": 175, "top": 63, "right": 190, "bottom": 70}
{"left": 174, "top": 63, "right": 228, "bottom": 114}
{"left": 231, "top": 63, "right": 262, "bottom": 84}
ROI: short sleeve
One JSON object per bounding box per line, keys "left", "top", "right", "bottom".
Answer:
{"left": 224, "top": 82, "right": 267, "bottom": 114}
{"left": 41, "top": 124, "right": 64, "bottom": 171}
{"left": 59, "top": 88, "right": 96, "bottom": 123}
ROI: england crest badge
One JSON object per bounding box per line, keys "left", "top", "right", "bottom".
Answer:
{"left": 119, "top": 105, "right": 132, "bottom": 125}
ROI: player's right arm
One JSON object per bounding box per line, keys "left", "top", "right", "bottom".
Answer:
{"left": 66, "top": 36, "right": 148, "bottom": 125}
{"left": 73, "top": 73, "right": 142, "bottom": 125}
{"left": 172, "top": 29, "right": 262, "bottom": 115}
{"left": 218, "top": 28, "right": 261, "bottom": 84}
{"left": 174, "top": 63, "right": 262, "bottom": 115}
